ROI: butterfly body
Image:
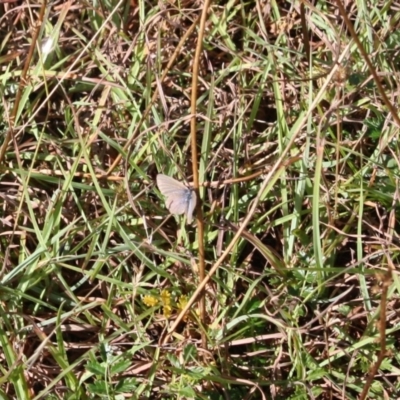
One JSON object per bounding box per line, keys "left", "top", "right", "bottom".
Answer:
{"left": 156, "top": 174, "right": 197, "bottom": 223}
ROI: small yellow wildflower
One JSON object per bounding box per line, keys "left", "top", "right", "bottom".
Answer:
{"left": 143, "top": 295, "right": 159, "bottom": 307}
{"left": 177, "top": 295, "right": 188, "bottom": 311}
{"left": 163, "top": 305, "right": 172, "bottom": 318}
{"left": 160, "top": 289, "right": 171, "bottom": 306}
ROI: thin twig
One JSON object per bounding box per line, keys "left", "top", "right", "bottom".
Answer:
{"left": 190, "top": 2, "right": 211, "bottom": 350}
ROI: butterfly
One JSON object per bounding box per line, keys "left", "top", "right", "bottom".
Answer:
{"left": 156, "top": 174, "right": 197, "bottom": 223}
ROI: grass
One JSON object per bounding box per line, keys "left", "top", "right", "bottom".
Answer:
{"left": 0, "top": 0, "right": 399, "bottom": 399}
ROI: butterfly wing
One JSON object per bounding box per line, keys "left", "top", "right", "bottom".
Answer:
{"left": 156, "top": 174, "right": 187, "bottom": 195}
{"left": 185, "top": 190, "right": 197, "bottom": 223}
{"left": 157, "top": 174, "right": 193, "bottom": 218}
{"left": 166, "top": 193, "right": 189, "bottom": 215}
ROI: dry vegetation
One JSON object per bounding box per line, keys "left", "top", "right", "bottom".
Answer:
{"left": 0, "top": 0, "right": 400, "bottom": 399}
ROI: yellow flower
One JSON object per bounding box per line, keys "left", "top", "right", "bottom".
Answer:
{"left": 177, "top": 295, "right": 189, "bottom": 321}
{"left": 163, "top": 305, "right": 172, "bottom": 318}
{"left": 143, "top": 295, "right": 159, "bottom": 307}
{"left": 160, "top": 289, "right": 171, "bottom": 306}
{"left": 177, "top": 295, "right": 188, "bottom": 311}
